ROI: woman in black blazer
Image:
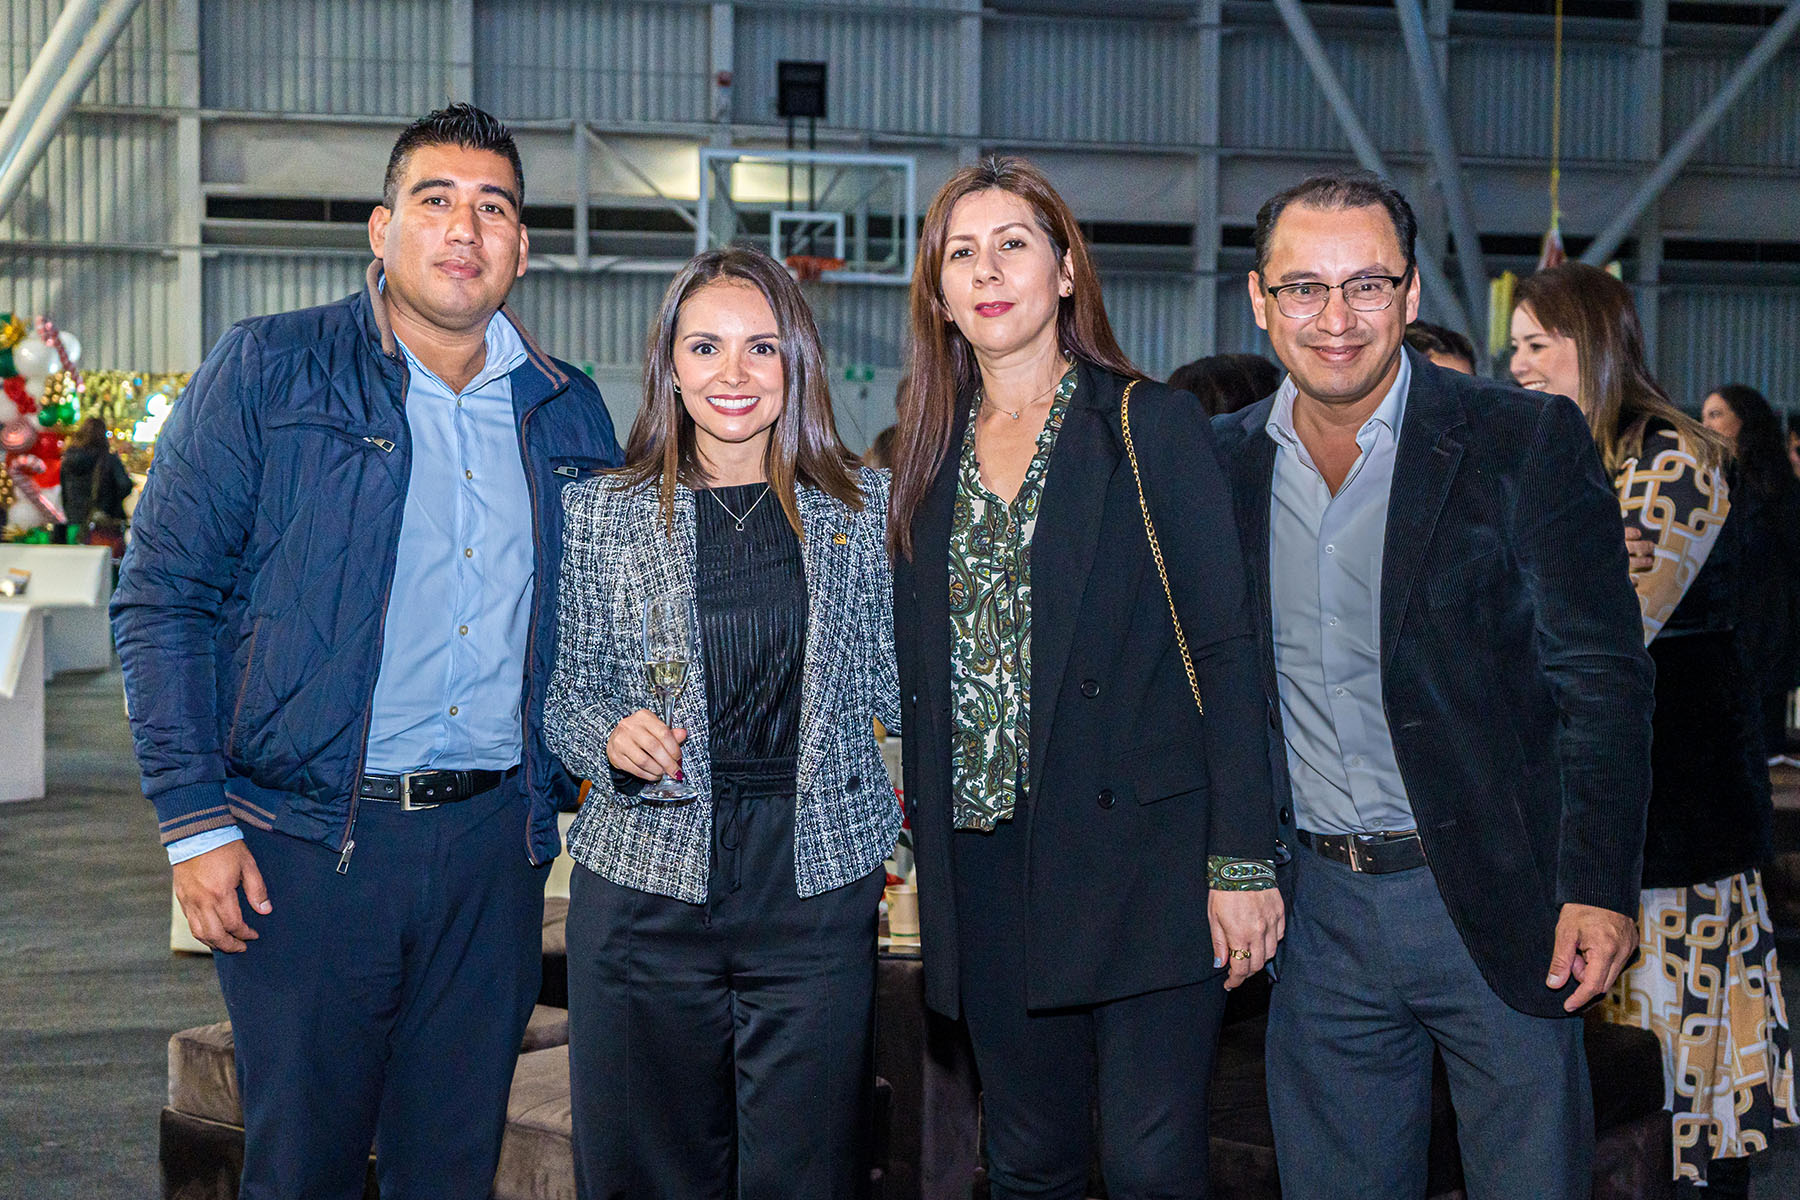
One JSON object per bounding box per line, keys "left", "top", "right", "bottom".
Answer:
{"left": 888, "top": 156, "right": 1281, "bottom": 1199}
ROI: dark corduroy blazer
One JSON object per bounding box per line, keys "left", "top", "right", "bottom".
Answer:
{"left": 894, "top": 361, "right": 1277, "bottom": 1018}
{"left": 1210, "top": 350, "right": 1655, "bottom": 1019}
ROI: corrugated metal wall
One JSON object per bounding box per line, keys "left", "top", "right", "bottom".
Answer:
{"left": 1664, "top": 45, "right": 1800, "bottom": 170}
{"left": 1, "top": 0, "right": 182, "bottom": 107}
{"left": 472, "top": 0, "right": 712, "bottom": 125}
{"left": 0, "top": 114, "right": 177, "bottom": 244}
{"left": 983, "top": 17, "right": 1197, "bottom": 146}
{"left": 732, "top": 5, "right": 960, "bottom": 134}
{"left": 505, "top": 270, "right": 669, "bottom": 368}
{"left": 1101, "top": 274, "right": 1199, "bottom": 380}
{"left": 200, "top": 0, "right": 453, "bottom": 115}
{"left": 1221, "top": 26, "right": 1419, "bottom": 155}
{"left": 1450, "top": 38, "right": 1642, "bottom": 161}
{"left": 0, "top": 249, "right": 181, "bottom": 369}
{"left": 202, "top": 252, "right": 366, "bottom": 347}
{"left": 1658, "top": 287, "right": 1800, "bottom": 412}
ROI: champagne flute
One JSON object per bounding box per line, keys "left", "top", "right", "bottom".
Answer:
{"left": 640, "top": 594, "right": 698, "bottom": 802}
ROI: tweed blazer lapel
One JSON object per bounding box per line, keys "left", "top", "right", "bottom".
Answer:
{"left": 794, "top": 484, "right": 857, "bottom": 795}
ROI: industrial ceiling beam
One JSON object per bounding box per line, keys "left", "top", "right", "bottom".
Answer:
{"left": 1582, "top": 0, "right": 1800, "bottom": 267}
{"left": 0, "top": 0, "right": 146, "bottom": 224}
{"left": 1268, "top": 0, "right": 1475, "bottom": 341}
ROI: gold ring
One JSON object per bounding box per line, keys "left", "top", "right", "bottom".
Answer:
{"left": 1229, "top": 948, "right": 1253, "bottom": 961}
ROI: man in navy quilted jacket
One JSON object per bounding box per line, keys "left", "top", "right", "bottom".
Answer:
{"left": 112, "top": 104, "right": 620, "bottom": 1198}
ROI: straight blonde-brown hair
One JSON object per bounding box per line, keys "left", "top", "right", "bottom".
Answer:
{"left": 887, "top": 155, "right": 1141, "bottom": 559}
{"left": 1513, "top": 263, "right": 1724, "bottom": 476}
{"left": 618, "top": 246, "right": 863, "bottom": 537}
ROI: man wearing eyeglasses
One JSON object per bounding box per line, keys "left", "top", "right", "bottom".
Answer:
{"left": 1209, "top": 171, "right": 1654, "bottom": 1198}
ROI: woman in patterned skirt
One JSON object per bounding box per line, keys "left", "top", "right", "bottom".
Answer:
{"left": 1512, "top": 262, "right": 1796, "bottom": 1197}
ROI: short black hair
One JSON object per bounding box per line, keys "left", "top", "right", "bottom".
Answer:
{"left": 1168, "top": 353, "right": 1283, "bottom": 418}
{"left": 382, "top": 103, "right": 523, "bottom": 211}
{"left": 1253, "top": 170, "right": 1418, "bottom": 279}
{"left": 1404, "top": 320, "right": 1476, "bottom": 367}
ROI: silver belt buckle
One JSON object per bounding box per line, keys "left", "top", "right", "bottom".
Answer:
{"left": 399, "top": 772, "right": 439, "bottom": 812}
{"left": 1346, "top": 835, "right": 1369, "bottom": 872}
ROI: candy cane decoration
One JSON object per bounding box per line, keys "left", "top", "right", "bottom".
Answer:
{"left": 6, "top": 453, "right": 66, "bottom": 525}
{"left": 33, "top": 315, "right": 84, "bottom": 412}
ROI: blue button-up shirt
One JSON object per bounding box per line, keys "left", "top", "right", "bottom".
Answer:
{"left": 364, "top": 312, "right": 533, "bottom": 773}
{"left": 1266, "top": 354, "right": 1415, "bottom": 836}
{"left": 168, "top": 307, "right": 533, "bottom": 864}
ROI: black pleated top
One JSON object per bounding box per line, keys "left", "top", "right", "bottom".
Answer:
{"left": 694, "top": 483, "right": 808, "bottom": 766}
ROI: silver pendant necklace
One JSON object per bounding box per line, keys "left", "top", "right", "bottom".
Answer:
{"left": 710, "top": 484, "right": 771, "bottom": 532}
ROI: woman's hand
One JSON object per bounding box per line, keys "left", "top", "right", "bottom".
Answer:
{"left": 606, "top": 709, "right": 688, "bottom": 781}
{"left": 1208, "top": 888, "right": 1286, "bottom": 990}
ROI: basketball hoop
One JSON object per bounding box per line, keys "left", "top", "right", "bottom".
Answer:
{"left": 785, "top": 254, "right": 846, "bottom": 283}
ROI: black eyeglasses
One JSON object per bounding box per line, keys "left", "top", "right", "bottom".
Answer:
{"left": 1264, "top": 268, "right": 1413, "bottom": 320}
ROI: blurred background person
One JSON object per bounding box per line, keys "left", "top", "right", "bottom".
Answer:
{"left": 1403, "top": 320, "right": 1476, "bottom": 375}
{"left": 1167, "top": 351, "right": 1281, "bottom": 418}
{"left": 1512, "top": 262, "right": 1796, "bottom": 1199}
{"left": 862, "top": 423, "right": 897, "bottom": 469}
{"left": 59, "top": 414, "right": 135, "bottom": 556}
{"left": 1703, "top": 384, "right": 1800, "bottom": 765}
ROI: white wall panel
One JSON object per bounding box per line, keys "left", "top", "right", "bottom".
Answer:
{"left": 983, "top": 17, "right": 1196, "bottom": 145}
{"left": 0, "top": 249, "right": 181, "bottom": 369}
{"left": 0, "top": 114, "right": 177, "bottom": 244}
{"left": 201, "top": 252, "right": 366, "bottom": 350}
{"left": 1664, "top": 45, "right": 1800, "bottom": 170}
{"left": 200, "top": 0, "right": 453, "bottom": 116}
{"left": 473, "top": 0, "right": 712, "bottom": 124}
{"left": 1, "top": 0, "right": 182, "bottom": 107}
{"left": 732, "top": 6, "right": 959, "bottom": 134}
{"left": 1657, "top": 286, "right": 1800, "bottom": 414}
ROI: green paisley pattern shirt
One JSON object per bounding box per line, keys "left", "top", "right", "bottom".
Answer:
{"left": 948, "top": 365, "right": 1078, "bottom": 832}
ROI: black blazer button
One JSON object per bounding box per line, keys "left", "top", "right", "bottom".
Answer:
{"left": 1080, "top": 679, "right": 1100, "bottom": 699}
{"left": 847, "top": 775, "right": 862, "bottom": 791}
{"left": 1097, "top": 788, "right": 1116, "bottom": 809}
{"left": 1279, "top": 806, "right": 1292, "bottom": 824}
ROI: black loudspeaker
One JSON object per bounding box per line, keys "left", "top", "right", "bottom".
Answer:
{"left": 777, "top": 60, "right": 828, "bottom": 120}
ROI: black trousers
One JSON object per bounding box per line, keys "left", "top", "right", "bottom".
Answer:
{"left": 212, "top": 777, "right": 546, "bottom": 1200}
{"left": 566, "top": 763, "right": 884, "bottom": 1200}
{"left": 952, "top": 816, "right": 1228, "bottom": 1200}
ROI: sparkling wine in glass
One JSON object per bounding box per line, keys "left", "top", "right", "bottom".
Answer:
{"left": 640, "top": 594, "right": 698, "bottom": 802}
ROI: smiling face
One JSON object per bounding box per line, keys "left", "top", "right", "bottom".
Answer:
{"left": 1701, "top": 392, "right": 1742, "bottom": 443}
{"left": 1248, "top": 202, "right": 1419, "bottom": 415}
{"left": 673, "top": 279, "right": 786, "bottom": 475}
{"left": 1508, "top": 305, "right": 1583, "bottom": 408}
{"left": 369, "top": 142, "right": 528, "bottom": 337}
{"left": 938, "top": 188, "right": 1073, "bottom": 368}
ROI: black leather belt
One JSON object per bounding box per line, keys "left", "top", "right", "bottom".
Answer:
{"left": 1298, "top": 829, "right": 1426, "bottom": 874}
{"left": 358, "top": 765, "right": 520, "bottom": 811}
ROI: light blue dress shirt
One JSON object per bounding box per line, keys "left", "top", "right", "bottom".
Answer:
{"left": 168, "top": 307, "right": 533, "bottom": 864}
{"left": 1266, "top": 353, "right": 1416, "bottom": 836}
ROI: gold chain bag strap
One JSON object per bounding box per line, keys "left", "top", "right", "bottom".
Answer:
{"left": 1119, "top": 380, "right": 1204, "bottom": 716}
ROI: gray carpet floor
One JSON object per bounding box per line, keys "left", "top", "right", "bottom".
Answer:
{"left": 2, "top": 667, "right": 1797, "bottom": 1197}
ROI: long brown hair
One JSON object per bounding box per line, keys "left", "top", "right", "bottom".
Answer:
{"left": 619, "top": 246, "right": 862, "bottom": 537}
{"left": 887, "top": 155, "right": 1140, "bottom": 558}
{"left": 1512, "top": 263, "right": 1723, "bottom": 476}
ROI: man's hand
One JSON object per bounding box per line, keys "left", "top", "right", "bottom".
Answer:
{"left": 173, "top": 840, "right": 271, "bottom": 953}
{"left": 1546, "top": 902, "right": 1637, "bottom": 1012}
{"left": 1624, "top": 522, "right": 1654, "bottom": 573}
{"left": 1208, "top": 888, "right": 1286, "bottom": 991}
{"left": 606, "top": 709, "right": 688, "bottom": 781}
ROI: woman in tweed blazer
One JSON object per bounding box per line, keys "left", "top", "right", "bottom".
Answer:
{"left": 545, "top": 247, "right": 900, "bottom": 1200}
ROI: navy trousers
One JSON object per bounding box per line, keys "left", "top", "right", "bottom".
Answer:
{"left": 212, "top": 777, "right": 546, "bottom": 1200}
{"left": 565, "top": 773, "right": 883, "bottom": 1200}
{"left": 1265, "top": 846, "right": 1592, "bottom": 1200}
{"left": 952, "top": 816, "right": 1228, "bottom": 1200}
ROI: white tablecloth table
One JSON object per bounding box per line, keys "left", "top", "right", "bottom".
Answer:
{"left": 0, "top": 544, "right": 114, "bottom": 676}
{"left": 0, "top": 601, "right": 47, "bottom": 802}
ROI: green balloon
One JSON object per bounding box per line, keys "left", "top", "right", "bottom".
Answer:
{"left": 0, "top": 348, "right": 12, "bottom": 377}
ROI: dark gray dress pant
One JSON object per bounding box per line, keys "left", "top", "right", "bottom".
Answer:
{"left": 1265, "top": 846, "right": 1592, "bottom": 1200}
{"left": 565, "top": 770, "right": 883, "bottom": 1200}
